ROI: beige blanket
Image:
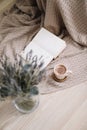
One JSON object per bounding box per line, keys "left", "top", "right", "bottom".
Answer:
{"left": 0, "top": 0, "right": 87, "bottom": 93}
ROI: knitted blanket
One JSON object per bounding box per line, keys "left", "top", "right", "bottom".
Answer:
{"left": 0, "top": 0, "right": 87, "bottom": 93}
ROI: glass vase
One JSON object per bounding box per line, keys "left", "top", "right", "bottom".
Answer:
{"left": 13, "top": 87, "right": 39, "bottom": 114}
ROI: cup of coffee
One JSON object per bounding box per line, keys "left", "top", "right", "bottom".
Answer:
{"left": 54, "top": 64, "right": 72, "bottom": 80}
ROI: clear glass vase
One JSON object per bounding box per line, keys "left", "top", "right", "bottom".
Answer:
{"left": 13, "top": 87, "right": 39, "bottom": 114}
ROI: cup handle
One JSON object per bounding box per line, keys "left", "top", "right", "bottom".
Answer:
{"left": 66, "top": 70, "right": 72, "bottom": 76}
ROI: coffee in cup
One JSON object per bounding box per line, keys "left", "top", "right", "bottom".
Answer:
{"left": 54, "top": 64, "right": 72, "bottom": 80}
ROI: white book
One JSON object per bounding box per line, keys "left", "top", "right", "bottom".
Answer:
{"left": 21, "top": 27, "right": 66, "bottom": 68}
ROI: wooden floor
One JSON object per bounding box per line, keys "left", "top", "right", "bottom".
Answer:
{"left": 0, "top": 81, "right": 87, "bottom": 130}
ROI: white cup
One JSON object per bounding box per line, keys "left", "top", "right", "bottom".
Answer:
{"left": 54, "top": 64, "right": 72, "bottom": 80}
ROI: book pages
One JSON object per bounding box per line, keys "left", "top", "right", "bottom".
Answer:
{"left": 21, "top": 41, "right": 53, "bottom": 68}
{"left": 33, "top": 28, "right": 66, "bottom": 58}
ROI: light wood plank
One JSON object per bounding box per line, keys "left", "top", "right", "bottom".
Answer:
{"left": 0, "top": 81, "right": 87, "bottom": 130}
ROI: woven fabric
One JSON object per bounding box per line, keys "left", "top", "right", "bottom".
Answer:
{"left": 0, "top": 0, "right": 87, "bottom": 93}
